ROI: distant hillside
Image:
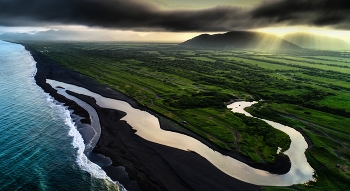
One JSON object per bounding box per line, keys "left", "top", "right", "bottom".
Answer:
{"left": 0, "top": 30, "right": 143, "bottom": 41}
{"left": 0, "top": 32, "right": 36, "bottom": 41}
{"left": 0, "top": 30, "right": 188, "bottom": 42}
{"left": 180, "top": 31, "right": 301, "bottom": 50}
{"left": 283, "top": 32, "right": 350, "bottom": 50}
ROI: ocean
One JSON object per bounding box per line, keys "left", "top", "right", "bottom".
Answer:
{"left": 0, "top": 41, "right": 121, "bottom": 190}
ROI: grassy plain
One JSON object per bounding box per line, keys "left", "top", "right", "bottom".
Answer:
{"left": 25, "top": 42, "right": 349, "bottom": 190}
{"left": 283, "top": 56, "right": 350, "bottom": 67}
{"left": 252, "top": 56, "right": 350, "bottom": 74}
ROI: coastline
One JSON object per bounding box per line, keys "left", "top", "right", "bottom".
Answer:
{"left": 24, "top": 43, "right": 294, "bottom": 190}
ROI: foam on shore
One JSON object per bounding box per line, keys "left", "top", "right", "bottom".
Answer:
{"left": 25, "top": 44, "right": 126, "bottom": 191}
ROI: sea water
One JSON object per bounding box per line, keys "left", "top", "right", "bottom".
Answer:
{"left": 0, "top": 41, "right": 121, "bottom": 190}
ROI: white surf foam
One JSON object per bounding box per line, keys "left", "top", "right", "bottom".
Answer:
{"left": 22, "top": 45, "right": 126, "bottom": 191}
{"left": 61, "top": 96, "right": 126, "bottom": 191}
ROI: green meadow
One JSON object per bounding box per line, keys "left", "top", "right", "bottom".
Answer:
{"left": 25, "top": 41, "right": 350, "bottom": 190}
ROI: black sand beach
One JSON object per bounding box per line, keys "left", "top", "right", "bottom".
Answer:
{"left": 25, "top": 44, "right": 293, "bottom": 191}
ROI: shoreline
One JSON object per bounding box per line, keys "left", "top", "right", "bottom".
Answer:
{"left": 27, "top": 43, "right": 291, "bottom": 174}
{"left": 24, "top": 43, "right": 295, "bottom": 190}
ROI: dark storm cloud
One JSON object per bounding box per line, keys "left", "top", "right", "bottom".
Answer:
{"left": 0, "top": 0, "right": 349, "bottom": 31}
{"left": 252, "top": 0, "right": 350, "bottom": 29}
{"left": 0, "top": 0, "right": 249, "bottom": 31}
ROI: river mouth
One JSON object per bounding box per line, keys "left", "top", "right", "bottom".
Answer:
{"left": 47, "top": 79, "right": 314, "bottom": 186}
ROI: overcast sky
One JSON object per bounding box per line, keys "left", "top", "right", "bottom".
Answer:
{"left": 146, "top": 0, "right": 261, "bottom": 9}
{"left": 0, "top": 0, "right": 349, "bottom": 42}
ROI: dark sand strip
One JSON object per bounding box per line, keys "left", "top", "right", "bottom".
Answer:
{"left": 63, "top": 89, "right": 141, "bottom": 190}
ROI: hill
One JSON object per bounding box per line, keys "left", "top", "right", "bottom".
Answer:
{"left": 0, "top": 30, "right": 188, "bottom": 42}
{"left": 180, "top": 31, "right": 301, "bottom": 50}
{"left": 0, "top": 30, "right": 143, "bottom": 41}
{"left": 283, "top": 32, "right": 350, "bottom": 50}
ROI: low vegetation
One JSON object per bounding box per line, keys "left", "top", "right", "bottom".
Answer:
{"left": 23, "top": 41, "right": 350, "bottom": 190}
{"left": 246, "top": 102, "right": 350, "bottom": 190}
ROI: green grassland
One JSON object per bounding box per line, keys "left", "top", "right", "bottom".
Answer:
{"left": 214, "top": 56, "right": 301, "bottom": 70}
{"left": 280, "top": 55, "right": 350, "bottom": 72}
{"left": 251, "top": 56, "right": 350, "bottom": 74}
{"left": 246, "top": 102, "right": 350, "bottom": 190}
{"left": 188, "top": 56, "right": 216, "bottom": 62}
{"left": 314, "top": 55, "right": 350, "bottom": 61}
{"left": 25, "top": 41, "right": 350, "bottom": 190}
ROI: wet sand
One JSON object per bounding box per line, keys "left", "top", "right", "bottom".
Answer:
{"left": 24, "top": 44, "right": 293, "bottom": 191}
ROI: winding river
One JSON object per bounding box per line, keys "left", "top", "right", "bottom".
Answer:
{"left": 47, "top": 79, "right": 314, "bottom": 186}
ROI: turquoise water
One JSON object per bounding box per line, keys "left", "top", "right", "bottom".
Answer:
{"left": 0, "top": 41, "right": 120, "bottom": 190}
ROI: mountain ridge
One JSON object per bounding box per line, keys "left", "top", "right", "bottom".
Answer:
{"left": 0, "top": 30, "right": 187, "bottom": 42}
{"left": 0, "top": 30, "right": 143, "bottom": 41}
{"left": 282, "top": 32, "right": 350, "bottom": 50}
{"left": 180, "top": 31, "right": 301, "bottom": 50}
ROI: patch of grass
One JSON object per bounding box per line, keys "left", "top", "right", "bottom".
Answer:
{"left": 290, "top": 56, "right": 350, "bottom": 67}
{"left": 317, "top": 92, "right": 350, "bottom": 112}
{"left": 216, "top": 56, "right": 300, "bottom": 70}
{"left": 256, "top": 56, "right": 350, "bottom": 74}
{"left": 188, "top": 56, "right": 216, "bottom": 62}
